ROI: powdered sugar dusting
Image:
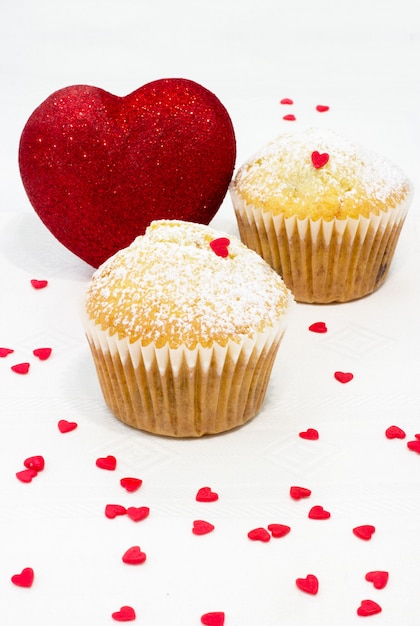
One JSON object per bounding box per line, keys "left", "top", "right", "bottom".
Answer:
{"left": 85, "top": 220, "right": 292, "bottom": 349}
{"left": 234, "top": 128, "right": 411, "bottom": 220}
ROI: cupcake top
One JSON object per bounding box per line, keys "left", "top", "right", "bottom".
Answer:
{"left": 85, "top": 220, "right": 292, "bottom": 349}
{"left": 232, "top": 128, "right": 412, "bottom": 220}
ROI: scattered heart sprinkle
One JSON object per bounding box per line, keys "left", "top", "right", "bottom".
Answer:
{"left": 201, "top": 612, "right": 225, "bottom": 626}
{"left": 267, "top": 523, "right": 291, "bottom": 538}
{"left": 283, "top": 114, "right": 296, "bottom": 121}
{"left": 407, "top": 440, "right": 420, "bottom": 453}
{"left": 16, "top": 468, "right": 38, "bottom": 483}
{"left": 120, "top": 477, "right": 143, "bottom": 492}
{"left": 280, "top": 98, "right": 294, "bottom": 105}
{"left": 11, "top": 362, "right": 30, "bottom": 375}
{"left": 290, "top": 486, "right": 312, "bottom": 500}
{"left": 334, "top": 371, "right": 354, "bottom": 383}
{"left": 24, "top": 455, "right": 45, "bottom": 472}
{"left": 353, "top": 525, "right": 376, "bottom": 540}
{"left": 0, "top": 347, "right": 14, "bottom": 357}
{"left": 357, "top": 599, "right": 382, "bottom": 617}
{"left": 308, "top": 321, "right": 327, "bottom": 333}
{"left": 311, "top": 150, "right": 330, "bottom": 169}
{"left": 196, "top": 487, "right": 219, "bottom": 502}
{"left": 296, "top": 574, "right": 319, "bottom": 595}
{"left": 30, "top": 279, "right": 48, "bottom": 289}
{"left": 299, "top": 428, "right": 319, "bottom": 440}
{"left": 316, "top": 104, "right": 330, "bottom": 112}
{"left": 11, "top": 567, "right": 34, "bottom": 588}
{"left": 33, "top": 347, "right": 52, "bottom": 360}
{"left": 58, "top": 419, "right": 78, "bottom": 433}
{"left": 122, "top": 546, "right": 147, "bottom": 565}
{"left": 105, "top": 504, "right": 127, "bottom": 519}
{"left": 385, "top": 425, "right": 406, "bottom": 439}
{"left": 111, "top": 605, "right": 136, "bottom": 622}
{"left": 193, "top": 520, "right": 215, "bottom": 535}
{"left": 127, "top": 506, "right": 150, "bottom": 522}
{"left": 308, "top": 505, "right": 331, "bottom": 520}
{"left": 365, "top": 571, "right": 389, "bottom": 589}
{"left": 247, "top": 527, "right": 271, "bottom": 542}
{"left": 96, "top": 455, "right": 117, "bottom": 470}
{"left": 209, "top": 237, "right": 230, "bottom": 258}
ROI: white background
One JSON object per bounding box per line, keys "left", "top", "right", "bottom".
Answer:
{"left": 1, "top": 1, "right": 420, "bottom": 624}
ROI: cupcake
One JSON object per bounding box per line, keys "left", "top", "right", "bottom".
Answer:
{"left": 230, "top": 128, "right": 413, "bottom": 303}
{"left": 83, "top": 220, "right": 293, "bottom": 437}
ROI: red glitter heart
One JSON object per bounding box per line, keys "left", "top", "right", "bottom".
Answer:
{"left": 0, "top": 347, "right": 14, "bottom": 357}
{"left": 353, "top": 525, "right": 376, "bottom": 540}
{"left": 16, "top": 469, "right": 38, "bottom": 483}
{"left": 105, "top": 504, "right": 127, "bottom": 519}
{"left": 365, "top": 571, "right": 389, "bottom": 589}
{"left": 122, "top": 546, "right": 147, "bottom": 565}
{"left": 385, "top": 425, "right": 406, "bottom": 439}
{"left": 196, "top": 487, "right": 219, "bottom": 502}
{"left": 280, "top": 98, "right": 294, "bottom": 105}
{"left": 201, "top": 612, "right": 225, "bottom": 626}
{"left": 11, "top": 362, "right": 30, "bottom": 375}
{"left": 299, "top": 428, "right": 319, "bottom": 440}
{"left": 111, "top": 605, "right": 136, "bottom": 622}
{"left": 334, "top": 371, "right": 354, "bottom": 383}
{"left": 267, "top": 524, "right": 291, "bottom": 538}
{"left": 247, "top": 527, "right": 271, "bottom": 542}
{"left": 316, "top": 104, "right": 330, "bottom": 112}
{"left": 24, "top": 455, "right": 45, "bottom": 472}
{"left": 96, "top": 455, "right": 117, "bottom": 470}
{"left": 120, "top": 477, "right": 143, "bottom": 493}
{"left": 308, "top": 321, "right": 327, "bottom": 333}
{"left": 193, "top": 520, "right": 215, "bottom": 535}
{"left": 357, "top": 600, "right": 382, "bottom": 617}
{"left": 30, "top": 279, "right": 48, "bottom": 289}
{"left": 290, "top": 486, "right": 312, "bottom": 500}
{"left": 407, "top": 440, "right": 420, "bottom": 453}
{"left": 58, "top": 419, "right": 78, "bottom": 433}
{"left": 19, "top": 79, "right": 236, "bottom": 268}
{"left": 11, "top": 567, "right": 34, "bottom": 588}
{"left": 308, "top": 505, "right": 330, "bottom": 520}
{"left": 209, "top": 237, "right": 230, "bottom": 258}
{"left": 311, "top": 151, "right": 330, "bottom": 169}
{"left": 296, "top": 574, "right": 319, "bottom": 595}
{"left": 283, "top": 114, "right": 296, "bottom": 121}
{"left": 33, "top": 347, "right": 52, "bottom": 360}
{"left": 127, "top": 506, "right": 150, "bottom": 522}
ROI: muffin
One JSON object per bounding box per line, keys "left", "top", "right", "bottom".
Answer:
{"left": 83, "top": 220, "right": 293, "bottom": 437}
{"left": 230, "top": 128, "right": 413, "bottom": 303}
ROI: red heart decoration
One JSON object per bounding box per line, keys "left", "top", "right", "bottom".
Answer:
{"left": 311, "top": 150, "right": 329, "bottom": 169}
{"left": 296, "top": 574, "right": 319, "bottom": 595}
{"left": 0, "top": 347, "right": 14, "bottom": 357}
{"left": 30, "top": 279, "right": 48, "bottom": 289}
{"left": 353, "top": 525, "right": 376, "bottom": 540}
{"left": 407, "top": 440, "right": 420, "bottom": 453}
{"left": 120, "top": 477, "right": 143, "bottom": 493}
{"left": 280, "top": 98, "right": 294, "bottom": 105}
{"left": 11, "top": 362, "right": 30, "bottom": 375}
{"left": 19, "top": 79, "right": 236, "bottom": 268}
{"left": 316, "top": 104, "right": 330, "bottom": 112}
{"left": 192, "top": 520, "right": 215, "bottom": 535}
{"left": 299, "top": 428, "right": 319, "bottom": 440}
{"left": 334, "top": 371, "right": 354, "bottom": 383}
{"left": 196, "top": 487, "right": 219, "bottom": 502}
{"left": 247, "top": 527, "right": 271, "bottom": 542}
{"left": 385, "top": 425, "right": 406, "bottom": 439}
{"left": 201, "top": 612, "right": 225, "bottom": 626}
{"left": 365, "top": 571, "right": 389, "bottom": 589}
{"left": 267, "top": 523, "right": 291, "bottom": 538}
{"left": 357, "top": 600, "right": 382, "bottom": 617}
{"left": 24, "top": 455, "right": 45, "bottom": 472}
{"left": 96, "top": 455, "right": 117, "bottom": 470}
{"left": 16, "top": 468, "right": 38, "bottom": 483}
{"left": 58, "top": 419, "right": 78, "bottom": 433}
{"left": 290, "top": 486, "right": 312, "bottom": 500}
{"left": 105, "top": 504, "right": 127, "bottom": 519}
{"left": 126, "top": 506, "right": 150, "bottom": 522}
{"left": 308, "top": 505, "right": 331, "bottom": 520}
{"left": 122, "top": 546, "right": 147, "bottom": 565}
{"left": 11, "top": 567, "right": 34, "bottom": 588}
{"left": 111, "top": 605, "right": 136, "bottom": 622}
{"left": 283, "top": 114, "right": 296, "bottom": 121}
{"left": 308, "top": 321, "right": 327, "bottom": 333}
{"left": 33, "top": 347, "right": 52, "bottom": 361}
{"left": 209, "top": 237, "right": 230, "bottom": 258}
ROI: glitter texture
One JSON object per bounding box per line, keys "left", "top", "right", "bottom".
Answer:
{"left": 19, "top": 79, "right": 236, "bottom": 268}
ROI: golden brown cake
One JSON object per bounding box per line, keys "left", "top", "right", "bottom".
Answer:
{"left": 83, "top": 220, "right": 293, "bottom": 437}
{"left": 230, "top": 128, "right": 413, "bottom": 303}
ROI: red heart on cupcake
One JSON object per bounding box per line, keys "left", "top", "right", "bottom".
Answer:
{"left": 311, "top": 150, "right": 329, "bottom": 169}
{"left": 19, "top": 79, "right": 236, "bottom": 268}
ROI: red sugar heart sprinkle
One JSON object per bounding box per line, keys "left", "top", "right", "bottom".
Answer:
{"left": 196, "top": 487, "right": 219, "bottom": 502}
{"left": 16, "top": 468, "right": 38, "bottom": 483}
{"left": 357, "top": 599, "right": 382, "bottom": 617}
{"left": 0, "top": 347, "right": 14, "bottom": 357}
{"left": 111, "top": 605, "right": 136, "bottom": 622}
{"left": 127, "top": 506, "right": 150, "bottom": 522}
{"left": 11, "top": 362, "right": 30, "bottom": 375}
{"left": 334, "top": 371, "right": 354, "bottom": 383}
{"left": 280, "top": 98, "right": 294, "bottom": 105}
{"left": 11, "top": 567, "right": 34, "bottom": 588}
{"left": 385, "top": 425, "right": 406, "bottom": 439}
{"left": 122, "top": 546, "right": 147, "bottom": 565}
{"left": 24, "top": 455, "right": 45, "bottom": 472}
{"left": 209, "top": 237, "right": 230, "bottom": 258}
{"left": 267, "top": 523, "right": 291, "bottom": 538}
{"left": 365, "top": 571, "right": 389, "bottom": 590}
{"left": 201, "top": 612, "right": 225, "bottom": 626}
{"left": 299, "top": 428, "right": 319, "bottom": 440}
{"left": 308, "top": 505, "right": 330, "bottom": 520}
{"left": 58, "top": 419, "right": 78, "bottom": 433}
{"left": 290, "top": 486, "right": 312, "bottom": 500}
{"left": 407, "top": 440, "right": 420, "bottom": 453}
{"left": 105, "top": 504, "right": 127, "bottom": 519}
{"left": 296, "top": 574, "right": 319, "bottom": 595}
{"left": 96, "top": 455, "right": 117, "bottom": 470}
{"left": 311, "top": 150, "right": 330, "bottom": 169}
{"left": 283, "top": 114, "right": 296, "bottom": 121}
{"left": 193, "top": 520, "right": 215, "bottom": 535}
{"left": 308, "top": 321, "right": 327, "bottom": 333}
{"left": 247, "top": 527, "right": 271, "bottom": 542}
{"left": 353, "top": 525, "right": 376, "bottom": 540}
{"left": 33, "top": 347, "right": 52, "bottom": 360}
{"left": 30, "top": 279, "right": 48, "bottom": 289}
{"left": 316, "top": 104, "right": 330, "bottom": 112}
{"left": 120, "top": 477, "right": 143, "bottom": 492}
